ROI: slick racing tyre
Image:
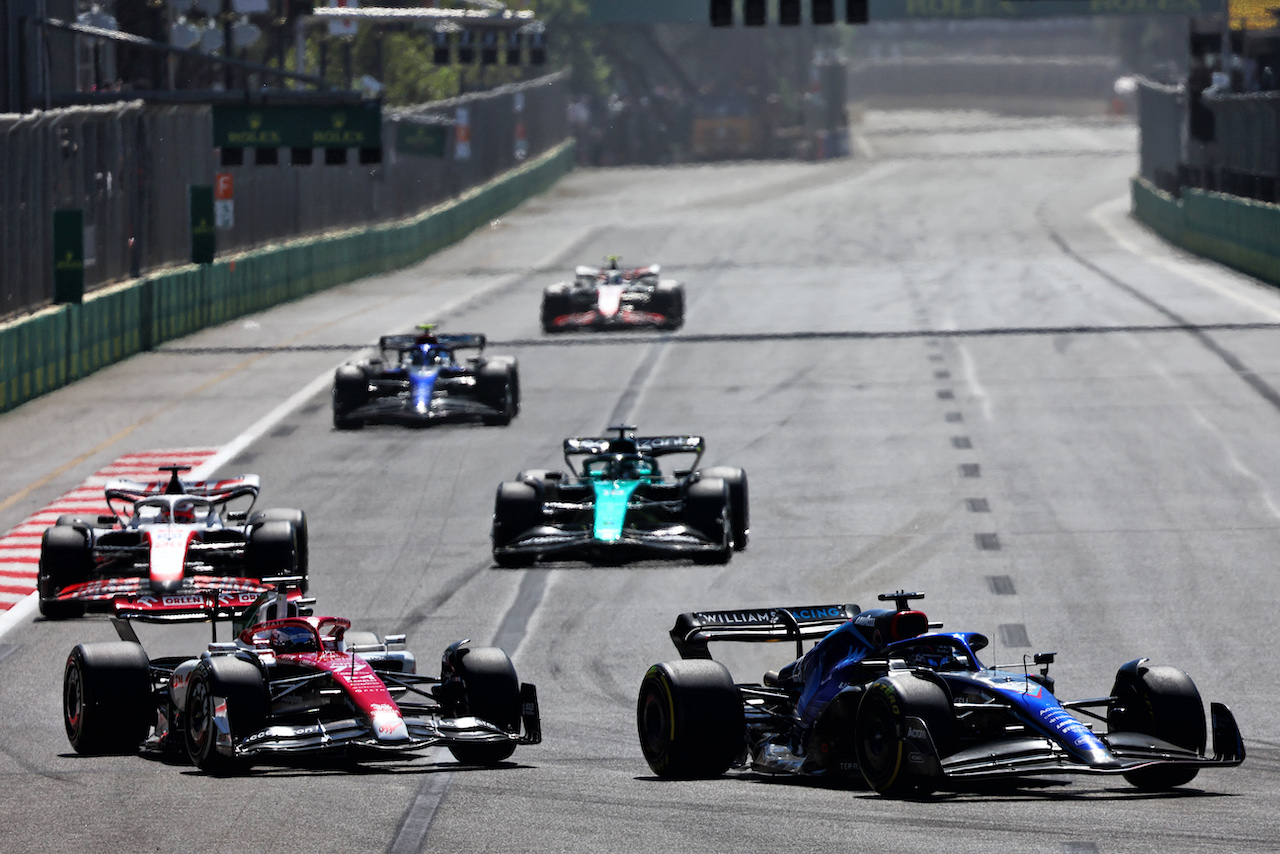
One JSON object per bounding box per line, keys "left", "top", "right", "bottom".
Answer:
{"left": 478, "top": 362, "right": 517, "bottom": 426}
{"left": 332, "top": 364, "right": 368, "bottom": 430}
{"left": 855, "top": 673, "right": 955, "bottom": 797}
{"left": 684, "top": 478, "right": 732, "bottom": 564}
{"left": 63, "top": 642, "right": 152, "bottom": 755}
{"left": 637, "top": 660, "right": 744, "bottom": 779}
{"left": 442, "top": 646, "right": 521, "bottom": 765}
{"left": 1108, "top": 660, "right": 1206, "bottom": 790}
{"left": 541, "top": 287, "right": 571, "bottom": 333}
{"left": 39, "top": 526, "right": 91, "bottom": 619}
{"left": 653, "top": 282, "right": 684, "bottom": 330}
{"left": 185, "top": 656, "right": 267, "bottom": 775}
{"left": 517, "top": 470, "right": 561, "bottom": 502}
{"left": 485, "top": 357, "right": 521, "bottom": 414}
{"left": 699, "top": 467, "right": 749, "bottom": 551}
{"left": 246, "top": 520, "right": 301, "bottom": 589}
{"left": 249, "top": 509, "right": 309, "bottom": 585}
{"left": 491, "top": 482, "right": 540, "bottom": 567}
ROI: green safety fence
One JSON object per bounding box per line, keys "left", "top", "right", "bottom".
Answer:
{"left": 0, "top": 140, "right": 574, "bottom": 415}
{"left": 1131, "top": 176, "right": 1280, "bottom": 288}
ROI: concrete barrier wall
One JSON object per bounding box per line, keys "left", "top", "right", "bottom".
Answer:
{"left": 1130, "top": 176, "right": 1280, "bottom": 288}
{"left": 0, "top": 141, "right": 574, "bottom": 414}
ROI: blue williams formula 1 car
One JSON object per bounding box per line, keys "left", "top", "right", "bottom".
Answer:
{"left": 490, "top": 425, "right": 747, "bottom": 567}
{"left": 637, "top": 591, "right": 1244, "bottom": 794}
{"left": 332, "top": 329, "right": 519, "bottom": 429}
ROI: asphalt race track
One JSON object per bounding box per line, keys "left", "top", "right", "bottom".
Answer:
{"left": 1, "top": 111, "right": 1278, "bottom": 853}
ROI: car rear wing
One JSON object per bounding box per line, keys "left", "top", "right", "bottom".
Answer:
{"left": 379, "top": 333, "right": 486, "bottom": 354}
{"left": 104, "top": 473, "right": 261, "bottom": 507}
{"left": 670, "top": 604, "right": 860, "bottom": 660}
{"left": 564, "top": 435, "right": 705, "bottom": 458}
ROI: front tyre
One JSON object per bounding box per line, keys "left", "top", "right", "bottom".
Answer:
{"left": 184, "top": 656, "right": 267, "bottom": 775}
{"left": 636, "top": 660, "right": 744, "bottom": 779}
{"left": 63, "top": 642, "right": 152, "bottom": 755}
{"left": 1109, "top": 660, "right": 1206, "bottom": 790}
{"left": 855, "top": 674, "right": 954, "bottom": 797}
{"left": 442, "top": 646, "right": 521, "bottom": 765}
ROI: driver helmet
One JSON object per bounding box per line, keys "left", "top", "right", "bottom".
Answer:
{"left": 608, "top": 270, "right": 623, "bottom": 285}
{"left": 172, "top": 500, "right": 197, "bottom": 524}
{"left": 619, "top": 458, "right": 651, "bottom": 479}
{"left": 269, "top": 624, "right": 315, "bottom": 654}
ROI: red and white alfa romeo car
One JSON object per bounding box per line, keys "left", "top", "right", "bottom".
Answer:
{"left": 540, "top": 257, "right": 684, "bottom": 332}
{"left": 62, "top": 588, "right": 540, "bottom": 772}
{"left": 38, "top": 465, "right": 308, "bottom": 619}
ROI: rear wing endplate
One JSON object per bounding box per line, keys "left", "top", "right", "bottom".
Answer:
{"left": 670, "top": 603, "right": 860, "bottom": 660}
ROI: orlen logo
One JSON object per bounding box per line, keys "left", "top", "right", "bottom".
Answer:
{"left": 162, "top": 595, "right": 203, "bottom": 607}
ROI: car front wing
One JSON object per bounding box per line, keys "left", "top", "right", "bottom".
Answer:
{"left": 494, "top": 524, "right": 725, "bottom": 562}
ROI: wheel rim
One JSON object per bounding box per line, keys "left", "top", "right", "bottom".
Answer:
{"left": 64, "top": 662, "right": 84, "bottom": 738}
{"left": 860, "top": 701, "right": 899, "bottom": 782}
{"left": 186, "top": 678, "right": 212, "bottom": 757}
{"left": 640, "top": 687, "right": 671, "bottom": 755}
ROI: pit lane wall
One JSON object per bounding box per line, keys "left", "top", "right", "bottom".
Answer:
{"left": 0, "top": 141, "right": 574, "bottom": 414}
{"left": 1131, "top": 177, "right": 1280, "bottom": 288}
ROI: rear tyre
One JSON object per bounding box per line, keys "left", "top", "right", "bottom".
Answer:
{"left": 248, "top": 509, "right": 309, "bottom": 587}
{"left": 245, "top": 521, "right": 300, "bottom": 589}
{"left": 332, "top": 365, "right": 368, "bottom": 430}
{"left": 478, "top": 363, "right": 516, "bottom": 426}
{"left": 855, "top": 674, "right": 955, "bottom": 797}
{"left": 637, "top": 660, "right": 744, "bottom": 778}
{"left": 699, "top": 466, "right": 749, "bottom": 551}
{"left": 1109, "top": 661, "right": 1206, "bottom": 790}
{"left": 517, "top": 470, "right": 560, "bottom": 502}
{"left": 492, "top": 482, "right": 541, "bottom": 565}
{"left": 63, "top": 642, "right": 152, "bottom": 755}
{"left": 684, "top": 478, "right": 732, "bottom": 565}
{"left": 443, "top": 647, "right": 521, "bottom": 765}
{"left": 39, "top": 526, "right": 91, "bottom": 619}
{"left": 654, "top": 282, "right": 684, "bottom": 330}
{"left": 342, "top": 630, "right": 381, "bottom": 652}
{"left": 541, "top": 288, "right": 571, "bottom": 333}
{"left": 184, "top": 656, "right": 267, "bottom": 775}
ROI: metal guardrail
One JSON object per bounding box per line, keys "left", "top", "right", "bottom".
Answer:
{"left": 0, "top": 71, "right": 568, "bottom": 321}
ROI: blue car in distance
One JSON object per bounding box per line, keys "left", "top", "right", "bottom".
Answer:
{"left": 637, "top": 591, "right": 1245, "bottom": 795}
{"left": 333, "top": 328, "right": 518, "bottom": 429}
{"left": 490, "top": 425, "right": 748, "bottom": 567}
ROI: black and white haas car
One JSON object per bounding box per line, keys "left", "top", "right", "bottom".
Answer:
{"left": 491, "top": 425, "right": 748, "bottom": 567}
{"left": 62, "top": 588, "right": 541, "bottom": 773}
{"left": 333, "top": 327, "right": 519, "bottom": 429}
{"left": 38, "top": 465, "right": 308, "bottom": 619}
{"left": 637, "top": 591, "right": 1244, "bottom": 795}
{"left": 541, "top": 256, "right": 684, "bottom": 333}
